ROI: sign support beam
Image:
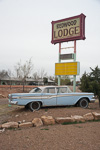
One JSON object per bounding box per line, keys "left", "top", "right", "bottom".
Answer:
{"left": 73, "top": 40, "right": 76, "bottom": 92}
{"left": 58, "top": 43, "right": 61, "bottom": 86}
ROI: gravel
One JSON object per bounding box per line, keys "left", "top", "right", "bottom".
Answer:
{"left": 0, "top": 98, "right": 100, "bottom": 150}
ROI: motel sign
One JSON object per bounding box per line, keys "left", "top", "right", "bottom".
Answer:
{"left": 51, "top": 13, "right": 86, "bottom": 44}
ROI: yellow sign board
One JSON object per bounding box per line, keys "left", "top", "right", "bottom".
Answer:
{"left": 55, "top": 62, "right": 80, "bottom": 76}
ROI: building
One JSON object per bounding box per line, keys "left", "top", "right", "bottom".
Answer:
{"left": 0, "top": 77, "right": 55, "bottom": 86}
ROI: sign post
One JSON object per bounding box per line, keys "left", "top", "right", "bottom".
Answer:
{"left": 58, "top": 43, "right": 61, "bottom": 85}
{"left": 73, "top": 40, "right": 76, "bottom": 92}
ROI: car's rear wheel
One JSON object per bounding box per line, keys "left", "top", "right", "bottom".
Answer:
{"left": 29, "top": 101, "right": 41, "bottom": 111}
{"left": 79, "top": 98, "right": 89, "bottom": 108}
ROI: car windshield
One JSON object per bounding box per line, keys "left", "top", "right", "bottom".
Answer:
{"left": 29, "top": 87, "right": 42, "bottom": 93}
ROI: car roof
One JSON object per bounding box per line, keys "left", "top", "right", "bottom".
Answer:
{"left": 38, "top": 86, "right": 68, "bottom": 90}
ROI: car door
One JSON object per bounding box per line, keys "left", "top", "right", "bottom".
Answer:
{"left": 42, "top": 87, "right": 57, "bottom": 106}
{"left": 56, "top": 87, "right": 72, "bottom": 105}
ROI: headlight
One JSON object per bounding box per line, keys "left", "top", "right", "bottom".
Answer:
{"left": 8, "top": 94, "right": 12, "bottom": 100}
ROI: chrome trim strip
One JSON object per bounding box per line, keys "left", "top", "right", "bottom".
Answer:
{"left": 12, "top": 93, "right": 94, "bottom": 100}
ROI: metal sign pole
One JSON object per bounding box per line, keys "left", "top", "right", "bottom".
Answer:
{"left": 58, "top": 43, "right": 61, "bottom": 85}
{"left": 73, "top": 40, "right": 76, "bottom": 92}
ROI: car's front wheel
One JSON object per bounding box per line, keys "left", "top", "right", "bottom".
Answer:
{"left": 29, "top": 101, "right": 41, "bottom": 111}
{"left": 79, "top": 98, "right": 89, "bottom": 108}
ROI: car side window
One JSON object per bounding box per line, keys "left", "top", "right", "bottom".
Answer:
{"left": 67, "top": 87, "right": 72, "bottom": 93}
{"left": 43, "top": 88, "right": 55, "bottom": 93}
{"left": 57, "top": 87, "right": 67, "bottom": 93}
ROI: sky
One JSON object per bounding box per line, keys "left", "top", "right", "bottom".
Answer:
{"left": 0, "top": 0, "right": 100, "bottom": 80}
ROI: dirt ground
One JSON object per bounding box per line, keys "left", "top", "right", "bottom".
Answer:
{"left": 0, "top": 97, "right": 100, "bottom": 150}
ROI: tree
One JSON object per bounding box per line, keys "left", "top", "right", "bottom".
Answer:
{"left": 33, "top": 72, "right": 39, "bottom": 80}
{"left": 90, "top": 66, "right": 100, "bottom": 82}
{"left": 0, "top": 70, "right": 13, "bottom": 85}
{"left": 43, "top": 77, "right": 48, "bottom": 85}
{"left": 39, "top": 68, "right": 47, "bottom": 79}
{"left": 15, "top": 58, "right": 33, "bottom": 91}
{"left": 80, "top": 72, "right": 91, "bottom": 92}
{"left": 32, "top": 68, "right": 47, "bottom": 80}
{"left": 0, "top": 70, "right": 11, "bottom": 79}
{"left": 80, "top": 66, "right": 100, "bottom": 107}
{"left": 55, "top": 76, "right": 71, "bottom": 85}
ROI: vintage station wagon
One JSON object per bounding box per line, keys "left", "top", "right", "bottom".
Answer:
{"left": 8, "top": 86, "right": 95, "bottom": 111}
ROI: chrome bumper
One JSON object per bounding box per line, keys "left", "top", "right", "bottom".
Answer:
{"left": 90, "top": 99, "right": 95, "bottom": 103}
{"left": 9, "top": 100, "right": 18, "bottom": 105}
